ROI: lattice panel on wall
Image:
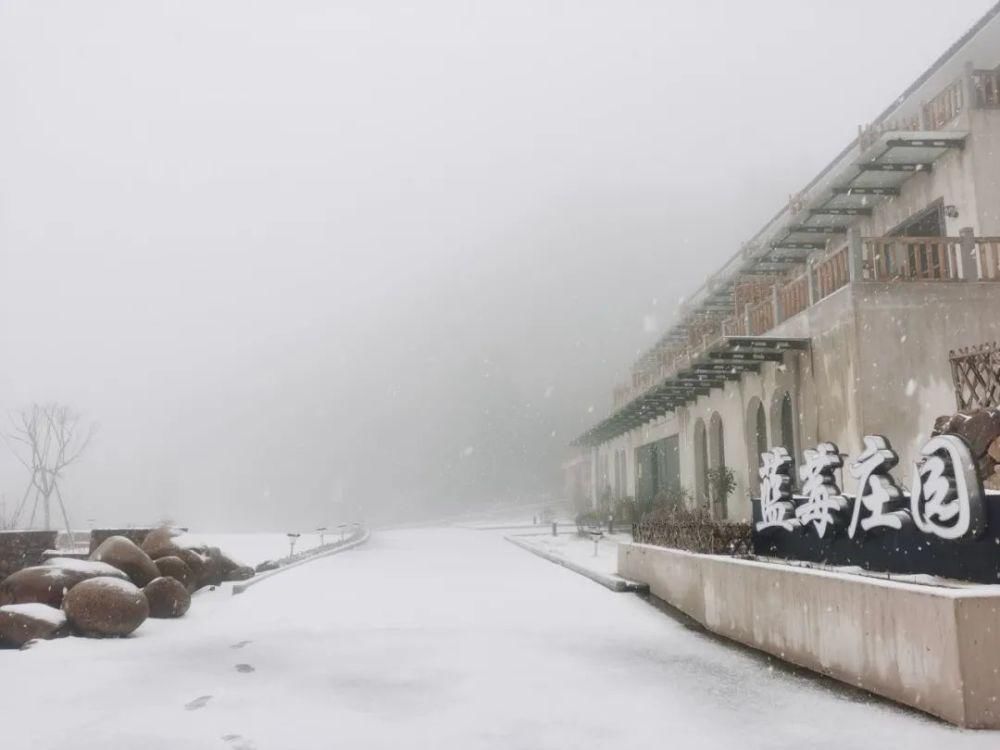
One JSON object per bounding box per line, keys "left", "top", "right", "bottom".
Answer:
{"left": 950, "top": 342, "right": 1000, "bottom": 410}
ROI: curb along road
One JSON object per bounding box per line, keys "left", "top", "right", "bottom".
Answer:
{"left": 504, "top": 534, "right": 649, "bottom": 594}
{"left": 232, "top": 529, "right": 372, "bottom": 594}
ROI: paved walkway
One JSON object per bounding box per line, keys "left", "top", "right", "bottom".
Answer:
{"left": 4, "top": 529, "right": 997, "bottom": 749}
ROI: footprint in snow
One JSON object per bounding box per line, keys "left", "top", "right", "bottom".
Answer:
{"left": 185, "top": 695, "right": 213, "bottom": 711}
{"left": 235, "top": 663, "right": 255, "bottom": 673}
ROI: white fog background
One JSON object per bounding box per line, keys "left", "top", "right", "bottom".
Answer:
{"left": 0, "top": 1, "right": 994, "bottom": 529}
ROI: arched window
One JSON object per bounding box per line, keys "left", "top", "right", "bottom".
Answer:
{"left": 693, "top": 418, "right": 708, "bottom": 509}
{"left": 708, "top": 412, "right": 727, "bottom": 520}
{"left": 769, "top": 390, "right": 798, "bottom": 483}
{"left": 780, "top": 392, "right": 795, "bottom": 459}
{"left": 756, "top": 404, "right": 768, "bottom": 454}
{"left": 746, "top": 398, "right": 768, "bottom": 495}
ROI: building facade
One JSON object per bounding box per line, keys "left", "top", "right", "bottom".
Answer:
{"left": 574, "top": 4, "right": 1000, "bottom": 521}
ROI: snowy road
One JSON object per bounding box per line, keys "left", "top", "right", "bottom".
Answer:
{"left": 4, "top": 528, "right": 998, "bottom": 749}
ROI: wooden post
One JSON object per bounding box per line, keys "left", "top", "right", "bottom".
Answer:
{"left": 847, "top": 227, "right": 864, "bottom": 282}
{"left": 590, "top": 446, "right": 599, "bottom": 509}
{"left": 959, "top": 226, "right": 977, "bottom": 281}
{"left": 950, "top": 350, "right": 966, "bottom": 410}
{"left": 963, "top": 60, "right": 977, "bottom": 112}
{"left": 806, "top": 256, "right": 817, "bottom": 305}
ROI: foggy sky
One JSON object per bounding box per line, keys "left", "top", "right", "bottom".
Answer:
{"left": 0, "top": 0, "right": 994, "bottom": 529}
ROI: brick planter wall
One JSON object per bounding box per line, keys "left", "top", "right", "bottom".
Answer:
{"left": 0, "top": 530, "right": 59, "bottom": 580}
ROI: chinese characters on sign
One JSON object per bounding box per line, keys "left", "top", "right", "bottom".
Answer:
{"left": 796, "top": 443, "right": 848, "bottom": 538}
{"left": 847, "top": 435, "right": 908, "bottom": 537}
{"left": 755, "top": 433, "right": 986, "bottom": 542}
{"left": 910, "top": 434, "right": 986, "bottom": 541}
{"left": 757, "top": 447, "right": 796, "bottom": 532}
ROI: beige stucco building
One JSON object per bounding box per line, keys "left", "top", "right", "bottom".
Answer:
{"left": 575, "top": 6, "right": 1000, "bottom": 521}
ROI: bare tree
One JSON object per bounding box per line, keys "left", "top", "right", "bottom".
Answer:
{"left": 4, "top": 403, "right": 96, "bottom": 534}
{"left": 0, "top": 493, "right": 13, "bottom": 531}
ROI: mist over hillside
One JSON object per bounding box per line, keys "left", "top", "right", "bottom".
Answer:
{"left": 0, "top": 0, "right": 991, "bottom": 529}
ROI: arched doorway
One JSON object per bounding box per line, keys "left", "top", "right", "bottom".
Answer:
{"left": 692, "top": 418, "right": 708, "bottom": 509}
{"left": 780, "top": 392, "right": 795, "bottom": 458}
{"left": 708, "top": 412, "right": 727, "bottom": 520}
{"left": 770, "top": 390, "right": 798, "bottom": 483}
{"left": 746, "top": 398, "right": 767, "bottom": 495}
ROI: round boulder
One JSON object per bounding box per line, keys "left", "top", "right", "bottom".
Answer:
{"left": 198, "top": 548, "right": 228, "bottom": 588}
{"left": 932, "top": 414, "right": 952, "bottom": 437}
{"left": 42, "top": 557, "right": 130, "bottom": 581}
{"left": 90, "top": 536, "right": 160, "bottom": 587}
{"left": 143, "top": 576, "right": 191, "bottom": 618}
{"left": 964, "top": 408, "right": 1000, "bottom": 457}
{"left": 216, "top": 551, "right": 252, "bottom": 582}
{"left": 0, "top": 560, "right": 127, "bottom": 608}
{"left": 141, "top": 527, "right": 206, "bottom": 560}
{"left": 224, "top": 565, "right": 255, "bottom": 582}
{"left": 154, "top": 556, "right": 195, "bottom": 591}
{"left": 0, "top": 603, "right": 68, "bottom": 648}
{"left": 175, "top": 549, "right": 209, "bottom": 589}
{"left": 62, "top": 577, "right": 149, "bottom": 638}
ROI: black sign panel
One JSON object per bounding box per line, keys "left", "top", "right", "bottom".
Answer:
{"left": 751, "top": 435, "right": 1000, "bottom": 584}
{"left": 751, "top": 493, "right": 1000, "bottom": 583}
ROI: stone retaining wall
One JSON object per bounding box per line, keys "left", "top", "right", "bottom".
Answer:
{"left": 0, "top": 530, "right": 59, "bottom": 579}
{"left": 619, "top": 542, "right": 1000, "bottom": 729}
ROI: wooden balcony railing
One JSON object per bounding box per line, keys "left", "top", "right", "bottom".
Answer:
{"left": 813, "top": 246, "right": 849, "bottom": 300}
{"left": 923, "top": 78, "right": 964, "bottom": 128}
{"left": 747, "top": 299, "right": 774, "bottom": 336}
{"left": 976, "top": 238, "right": 1000, "bottom": 280}
{"left": 722, "top": 316, "right": 746, "bottom": 337}
{"left": 973, "top": 69, "right": 1000, "bottom": 108}
{"left": 611, "top": 233, "right": 1000, "bottom": 412}
{"left": 779, "top": 273, "right": 809, "bottom": 322}
{"left": 612, "top": 384, "right": 631, "bottom": 409}
{"left": 698, "top": 329, "right": 723, "bottom": 352}
{"left": 863, "top": 237, "right": 962, "bottom": 281}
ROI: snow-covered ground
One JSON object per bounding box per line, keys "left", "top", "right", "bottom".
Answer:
{"left": 198, "top": 532, "right": 330, "bottom": 567}
{"left": 2, "top": 528, "right": 997, "bottom": 749}
{"left": 509, "top": 529, "right": 631, "bottom": 577}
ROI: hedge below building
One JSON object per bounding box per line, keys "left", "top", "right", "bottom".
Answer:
{"left": 632, "top": 507, "right": 751, "bottom": 555}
